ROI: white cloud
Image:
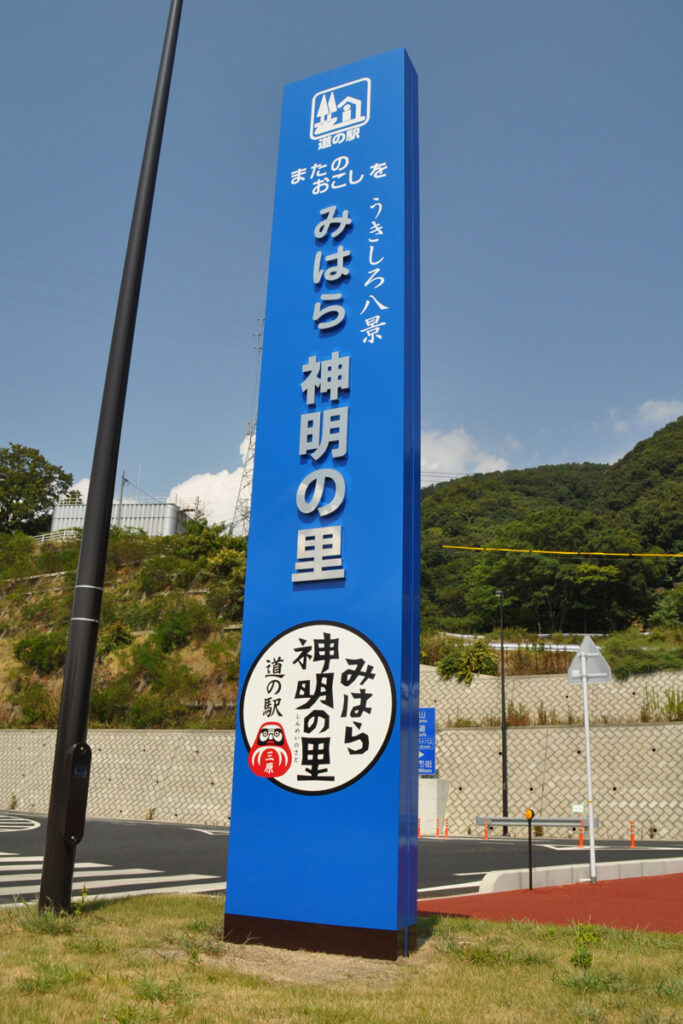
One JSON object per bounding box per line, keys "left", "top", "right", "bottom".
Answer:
{"left": 609, "top": 399, "right": 682, "bottom": 437}
{"left": 636, "top": 399, "right": 683, "bottom": 428}
{"left": 609, "top": 408, "right": 630, "bottom": 434}
{"left": 168, "top": 468, "right": 243, "bottom": 529}
{"left": 73, "top": 478, "right": 90, "bottom": 501}
{"left": 168, "top": 435, "right": 251, "bottom": 530}
{"left": 421, "top": 428, "right": 508, "bottom": 485}
{"left": 504, "top": 434, "right": 523, "bottom": 453}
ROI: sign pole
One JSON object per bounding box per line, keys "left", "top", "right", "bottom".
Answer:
{"left": 39, "top": 0, "right": 183, "bottom": 912}
{"left": 525, "top": 808, "right": 534, "bottom": 890}
{"left": 568, "top": 636, "right": 611, "bottom": 887}
{"left": 580, "top": 648, "right": 597, "bottom": 884}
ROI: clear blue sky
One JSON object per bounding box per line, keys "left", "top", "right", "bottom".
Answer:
{"left": 2, "top": 1, "right": 681, "bottom": 518}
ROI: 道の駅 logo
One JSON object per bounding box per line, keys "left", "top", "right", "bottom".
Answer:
{"left": 310, "top": 78, "right": 371, "bottom": 149}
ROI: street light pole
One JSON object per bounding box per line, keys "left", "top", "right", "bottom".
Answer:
{"left": 495, "top": 589, "right": 509, "bottom": 835}
{"left": 39, "top": 0, "right": 184, "bottom": 912}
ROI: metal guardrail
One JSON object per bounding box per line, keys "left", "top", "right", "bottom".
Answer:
{"left": 476, "top": 816, "right": 599, "bottom": 829}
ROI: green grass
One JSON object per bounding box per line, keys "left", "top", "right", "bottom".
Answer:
{"left": 0, "top": 895, "right": 680, "bottom": 1023}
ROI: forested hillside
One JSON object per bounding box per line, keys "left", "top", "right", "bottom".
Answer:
{"left": 422, "top": 417, "right": 683, "bottom": 634}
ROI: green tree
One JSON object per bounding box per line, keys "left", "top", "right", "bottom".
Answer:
{"left": 0, "top": 443, "right": 76, "bottom": 535}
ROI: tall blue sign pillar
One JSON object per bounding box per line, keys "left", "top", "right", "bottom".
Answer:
{"left": 224, "top": 49, "right": 420, "bottom": 960}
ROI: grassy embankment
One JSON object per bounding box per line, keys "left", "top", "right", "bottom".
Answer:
{"left": 0, "top": 525, "right": 245, "bottom": 729}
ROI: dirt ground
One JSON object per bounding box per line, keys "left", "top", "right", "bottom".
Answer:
{"left": 212, "top": 934, "right": 434, "bottom": 987}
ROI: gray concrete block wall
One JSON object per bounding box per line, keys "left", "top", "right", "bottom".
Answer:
{"left": 0, "top": 668, "right": 680, "bottom": 837}
{"left": 420, "top": 667, "right": 683, "bottom": 727}
{"left": 437, "top": 722, "right": 682, "bottom": 841}
{"left": 0, "top": 730, "right": 234, "bottom": 826}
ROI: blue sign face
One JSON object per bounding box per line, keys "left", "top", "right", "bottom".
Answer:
{"left": 224, "top": 48, "right": 419, "bottom": 960}
{"left": 418, "top": 707, "right": 436, "bottom": 776}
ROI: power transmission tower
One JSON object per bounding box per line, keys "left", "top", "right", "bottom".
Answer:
{"left": 230, "top": 320, "right": 263, "bottom": 536}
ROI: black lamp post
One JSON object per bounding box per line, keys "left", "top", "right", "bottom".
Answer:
{"left": 39, "top": 0, "right": 184, "bottom": 912}
{"left": 495, "top": 589, "right": 509, "bottom": 835}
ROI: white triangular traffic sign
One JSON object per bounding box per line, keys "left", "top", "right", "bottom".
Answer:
{"left": 568, "top": 635, "right": 611, "bottom": 685}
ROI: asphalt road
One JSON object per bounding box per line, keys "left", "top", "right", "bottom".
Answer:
{"left": 1, "top": 811, "right": 681, "bottom": 906}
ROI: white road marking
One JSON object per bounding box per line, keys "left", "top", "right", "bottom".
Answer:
{"left": 0, "top": 873, "right": 219, "bottom": 897}
{"left": 0, "top": 853, "right": 224, "bottom": 903}
{"left": 0, "top": 815, "right": 41, "bottom": 833}
{"left": 1, "top": 868, "right": 161, "bottom": 884}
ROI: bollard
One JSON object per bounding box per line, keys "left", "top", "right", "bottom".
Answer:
{"left": 417, "top": 817, "right": 421, "bottom": 838}
{"left": 445, "top": 817, "right": 449, "bottom": 839}
{"left": 484, "top": 818, "right": 489, "bottom": 840}
{"left": 436, "top": 817, "right": 440, "bottom": 838}
{"left": 630, "top": 821, "right": 636, "bottom": 849}
{"left": 578, "top": 820, "right": 584, "bottom": 848}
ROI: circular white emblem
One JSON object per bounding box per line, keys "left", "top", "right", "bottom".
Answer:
{"left": 240, "top": 621, "right": 395, "bottom": 795}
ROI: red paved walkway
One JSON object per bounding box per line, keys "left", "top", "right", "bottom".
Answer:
{"left": 418, "top": 873, "right": 683, "bottom": 933}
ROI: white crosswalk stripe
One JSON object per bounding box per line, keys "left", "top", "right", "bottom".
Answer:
{"left": 0, "top": 851, "right": 224, "bottom": 903}
{"left": 0, "top": 814, "right": 41, "bottom": 833}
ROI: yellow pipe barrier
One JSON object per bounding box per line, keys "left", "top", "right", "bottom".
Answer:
{"left": 441, "top": 545, "right": 683, "bottom": 559}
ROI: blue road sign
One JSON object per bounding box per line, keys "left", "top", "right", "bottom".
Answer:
{"left": 418, "top": 707, "right": 436, "bottom": 776}
{"left": 224, "top": 48, "right": 420, "bottom": 960}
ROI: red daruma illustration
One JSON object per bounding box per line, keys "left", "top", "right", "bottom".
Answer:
{"left": 248, "top": 722, "right": 293, "bottom": 779}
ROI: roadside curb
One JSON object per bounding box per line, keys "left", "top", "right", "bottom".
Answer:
{"left": 479, "top": 856, "right": 683, "bottom": 893}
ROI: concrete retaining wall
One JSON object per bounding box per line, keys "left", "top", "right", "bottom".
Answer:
{"left": 0, "top": 730, "right": 234, "bottom": 826}
{"left": 420, "top": 667, "right": 683, "bottom": 727}
{"left": 0, "top": 668, "right": 680, "bottom": 837}
{"left": 437, "top": 721, "right": 681, "bottom": 841}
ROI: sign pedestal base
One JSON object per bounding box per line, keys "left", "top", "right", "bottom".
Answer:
{"left": 224, "top": 914, "right": 417, "bottom": 961}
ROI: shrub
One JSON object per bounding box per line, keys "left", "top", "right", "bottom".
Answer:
{"left": 20, "top": 590, "right": 72, "bottom": 630}
{"left": 204, "top": 637, "right": 240, "bottom": 679}
{"left": 152, "top": 601, "right": 212, "bottom": 652}
{"left": 205, "top": 578, "right": 244, "bottom": 622}
{"left": 35, "top": 539, "right": 79, "bottom": 575}
{"left": 128, "top": 681, "right": 194, "bottom": 728}
{"left": 12, "top": 681, "right": 57, "bottom": 726}
{"left": 91, "top": 646, "right": 199, "bottom": 727}
{"left": 0, "top": 532, "right": 36, "bottom": 580}
{"left": 172, "top": 519, "right": 226, "bottom": 562}
{"left": 438, "top": 638, "right": 498, "bottom": 685}
{"left": 506, "top": 700, "right": 531, "bottom": 726}
{"left": 90, "top": 677, "right": 136, "bottom": 725}
{"left": 420, "top": 630, "right": 455, "bottom": 665}
{"left": 106, "top": 528, "right": 159, "bottom": 569}
{"left": 96, "top": 621, "right": 133, "bottom": 659}
{"left": 663, "top": 687, "right": 683, "bottom": 722}
{"left": 137, "top": 555, "right": 179, "bottom": 597}
{"left": 14, "top": 629, "right": 68, "bottom": 674}
{"left": 206, "top": 544, "right": 246, "bottom": 578}
{"left": 601, "top": 626, "right": 683, "bottom": 679}
{"left": 649, "top": 587, "right": 683, "bottom": 628}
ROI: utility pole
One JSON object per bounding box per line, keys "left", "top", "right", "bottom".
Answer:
{"left": 39, "top": 0, "right": 184, "bottom": 911}
{"left": 230, "top": 319, "right": 264, "bottom": 537}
